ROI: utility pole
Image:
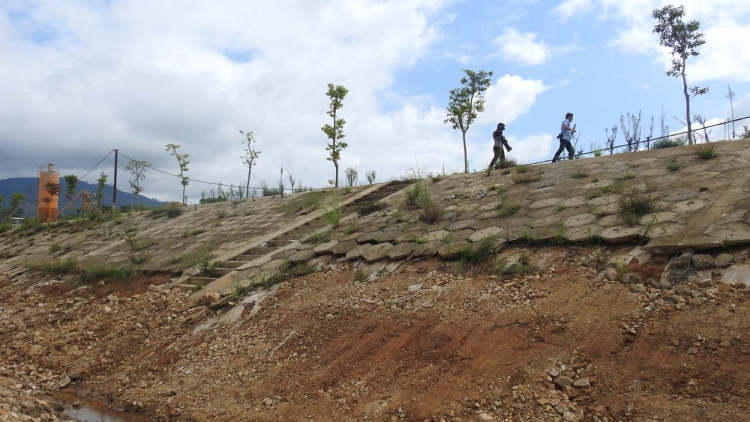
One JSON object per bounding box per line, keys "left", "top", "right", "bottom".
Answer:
{"left": 112, "top": 149, "right": 118, "bottom": 212}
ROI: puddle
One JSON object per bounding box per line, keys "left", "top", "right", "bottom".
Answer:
{"left": 57, "top": 394, "right": 150, "bottom": 422}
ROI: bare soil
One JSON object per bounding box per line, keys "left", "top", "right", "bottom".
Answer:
{"left": 2, "top": 251, "right": 750, "bottom": 422}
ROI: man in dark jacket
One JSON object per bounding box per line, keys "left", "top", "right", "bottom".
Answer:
{"left": 487, "top": 123, "right": 512, "bottom": 176}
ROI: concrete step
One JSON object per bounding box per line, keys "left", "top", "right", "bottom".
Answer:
{"left": 221, "top": 261, "right": 246, "bottom": 269}
{"left": 213, "top": 268, "right": 235, "bottom": 277}
{"left": 175, "top": 284, "right": 199, "bottom": 293}
{"left": 236, "top": 254, "right": 265, "bottom": 262}
{"left": 244, "top": 247, "right": 275, "bottom": 255}
{"left": 188, "top": 277, "right": 216, "bottom": 286}
{"left": 275, "top": 234, "right": 300, "bottom": 241}
{"left": 268, "top": 240, "right": 292, "bottom": 248}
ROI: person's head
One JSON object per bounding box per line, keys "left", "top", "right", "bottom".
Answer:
{"left": 566, "top": 113, "right": 574, "bottom": 121}
{"left": 497, "top": 122, "right": 505, "bottom": 131}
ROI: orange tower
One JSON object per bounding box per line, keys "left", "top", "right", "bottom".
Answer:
{"left": 38, "top": 163, "right": 60, "bottom": 222}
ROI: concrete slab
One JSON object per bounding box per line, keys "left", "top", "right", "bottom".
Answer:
{"left": 362, "top": 242, "right": 395, "bottom": 263}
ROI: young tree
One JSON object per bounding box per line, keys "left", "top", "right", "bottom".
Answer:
{"left": 288, "top": 174, "right": 296, "bottom": 194}
{"left": 605, "top": 125, "right": 618, "bottom": 155}
{"left": 726, "top": 85, "right": 736, "bottom": 139}
{"left": 652, "top": 5, "right": 707, "bottom": 145}
{"left": 62, "top": 174, "right": 79, "bottom": 210}
{"left": 620, "top": 111, "right": 643, "bottom": 152}
{"left": 365, "top": 170, "right": 377, "bottom": 185}
{"left": 444, "top": 69, "right": 493, "bottom": 173}
{"left": 165, "top": 143, "right": 190, "bottom": 204}
{"left": 8, "top": 193, "right": 25, "bottom": 220}
{"left": 240, "top": 130, "right": 260, "bottom": 196}
{"left": 344, "top": 166, "right": 358, "bottom": 187}
{"left": 321, "top": 83, "right": 349, "bottom": 188}
{"left": 125, "top": 160, "right": 149, "bottom": 207}
{"left": 43, "top": 182, "right": 61, "bottom": 219}
{"left": 646, "top": 116, "right": 655, "bottom": 150}
{"left": 279, "top": 167, "right": 285, "bottom": 198}
{"left": 693, "top": 115, "right": 711, "bottom": 143}
{"left": 96, "top": 172, "right": 108, "bottom": 209}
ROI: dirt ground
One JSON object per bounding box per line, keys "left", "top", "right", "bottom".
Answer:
{"left": 2, "top": 247, "right": 750, "bottom": 422}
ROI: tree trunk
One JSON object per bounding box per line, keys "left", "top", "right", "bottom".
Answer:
{"left": 334, "top": 160, "right": 339, "bottom": 188}
{"left": 462, "top": 130, "right": 468, "bottom": 173}
{"left": 682, "top": 59, "right": 692, "bottom": 145}
{"left": 245, "top": 160, "right": 253, "bottom": 198}
{"left": 182, "top": 185, "right": 186, "bottom": 205}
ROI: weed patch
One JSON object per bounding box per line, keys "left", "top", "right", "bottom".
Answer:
{"left": 666, "top": 158, "right": 682, "bottom": 172}
{"left": 694, "top": 144, "right": 718, "bottom": 160}
{"left": 303, "top": 231, "right": 331, "bottom": 245}
{"left": 570, "top": 168, "right": 589, "bottom": 179}
{"left": 619, "top": 191, "right": 658, "bottom": 227}
{"left": 323, "top": 201, "right": 344, "bottom": 228}
{"left": 358, "top": 201, "right": 386, "bottom": 216}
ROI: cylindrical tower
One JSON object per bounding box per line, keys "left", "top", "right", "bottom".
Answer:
{"left": 38, "top": 163, "right": 60, "bottom": 221}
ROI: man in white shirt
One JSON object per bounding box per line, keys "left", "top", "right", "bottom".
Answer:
{"left": 552, "top": 113, "right": 576, "bottom": 162}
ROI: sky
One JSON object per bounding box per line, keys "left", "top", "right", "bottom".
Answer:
{"left": 1, "top": 0, "right": 749, "bottom": 203}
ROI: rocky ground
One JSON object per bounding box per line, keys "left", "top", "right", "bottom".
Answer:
{"left": 2, "top": 246, "right": 750, "bottom": 421}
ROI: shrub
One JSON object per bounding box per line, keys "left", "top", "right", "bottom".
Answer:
{"left": 129, "top": 254, "right": 147, "bottom": 265}
{"left": 694, "top": 144, "right": 718, "bottom": 160}
{"left": 405, "top": 179, "right": 427, "bottom": 207}
{"left": 323, "top": 202, "right": 344, "bottom": 227}
{"left": 619, "top": 192, "right": 657, "bottom": 227}
{"left": 457, "top": 238, "right": 495, "bottom": 265}
{"left": 431, "top": 176, "right": 443, "bottom": 183}
{"left": 616, "top": 172, "right": 636, "bottom": 181}
{"left": 652, "top": 137, "right": 686, "bottom": 149}
{"left": 166, "top": 206, "right": 183, "bottom": 218}
{"left": 418, "top": 189, "right": 442, "bottom": 224}
{"left": 215, "top": 210, "right": 227, "bottom": 219}
{"left": 255, "top": 262, "right": 318, "bottom": 290}
{"left": 49, "top": 243, "right": 62, "bottom": 254}
{"left": 496, "top": 192, "right": 520, "bottom": 217}
{"left": 492, "top": 158, "right": 518, "bottom": 169}
{"left": 78, "top": 264, "right": 136, "bottom": 284}
{"left": 198, "top": 254, "right": 221, "bottom": 277}
{"left": 303, "top": 231, "right": 331, "bottom": 245}
{"left": 666, "top": 158, "right": 682, "bottom": 172}
{"left": 27, "top": 258, "right": 77, "bottom": 276}
{"left": 512, "top": 172, "right": 542, "bottom": 184}
{"left": 514, "top": 165, "right": 531, "bottom": 174}
{"left": 570, "top": 168, "right": 589, "bottom": 179}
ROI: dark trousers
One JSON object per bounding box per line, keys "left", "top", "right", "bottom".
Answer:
{"left": 489, "top": 146, "right": 505, "bottom": 168}
{"left": 552, "top": 139, "right": 574, "bottom": 162}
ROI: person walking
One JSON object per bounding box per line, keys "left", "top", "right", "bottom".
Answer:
{"left": 486, "top": 122, "right": 512, "bottom": 176}
{"left": 552, "top": 113, "right": 576, "bottom": 162}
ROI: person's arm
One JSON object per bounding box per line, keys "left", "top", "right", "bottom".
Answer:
{"left": 562, "top": 123, "right": 576, "bottom": 132}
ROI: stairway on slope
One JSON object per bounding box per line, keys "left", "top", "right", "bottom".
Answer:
{"left": 182, "top": 181, "right": 413, "bottom": 291}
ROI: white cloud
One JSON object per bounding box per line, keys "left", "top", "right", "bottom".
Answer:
{"left": 0, "top": 0, "right": 475, "bottom": 201}
{"left": 642, "top": 83, "right": 651, "bottom": 89}
{"left": 490, "top": 29, "right": 551, "bottom": 66}
{"left": 552, "top": 0, "right": 594, "bottom": 21}
{"left": 478, "top": 74, "right": 550, "bottom": 126}
{"left": 594, "top": 0, "right": 750, "bottom": 82}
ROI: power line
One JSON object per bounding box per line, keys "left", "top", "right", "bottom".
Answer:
{"left": 529, "top": 114, "right": 750, "bottom": 166}
{"left": 118, "top": 152, "right": 332, "bottom": 192}
{"left": 79, "top": 149, "right": 115, "bottom": 181}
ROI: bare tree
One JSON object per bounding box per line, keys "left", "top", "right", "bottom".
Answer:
{"left": 660, "top": 106, "right": 669, "bottom": 137}
{"left": 240, "top": 130, "right": 261, "bottom": 197}
{"left": 620, "top": 111, "right": 642, "bottom": 152}
{"left": 693, "top": 115, "right": 711, "bottom": 143}
{"left": 365, "top": 170, "right": 377, "bottom": 185}
{"left": 605, "top": 125, "right": 618, "bottom": 155}
{"left": 288, "top": 174, "right": 296, "bottom": 193}
{"left": 344, "top": 166, "right": 358, "bottom": 187}
{"left": 646, "top": 116, "right": 655, "bottom": 150}
{"left": 726, "top": 85, "right": 736, "bottom": 139}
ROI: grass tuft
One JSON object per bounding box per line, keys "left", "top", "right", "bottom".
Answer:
{"left": 694, "top": 144, "right": 719, "bottom": 160}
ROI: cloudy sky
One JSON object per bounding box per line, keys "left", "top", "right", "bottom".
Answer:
{"left": 1, "top": 0, "right": 749, "bottom": 203}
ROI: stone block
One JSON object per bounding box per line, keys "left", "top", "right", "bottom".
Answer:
{"left": 331, "top": 240, "right": 358, "bottom": 256}
{"left": 469, "top": 227, "right": 502, "bottom": 243}
{"left": 438, "top": 241, "right": 470, "bottom": 259}
{"left": 563, "top": 213, "right": 598, "bottom": 228}
{"left": 387, "top": 243, "right": 417, "bottom": 260}
{"left": 362, "top": 242, "right": 395, "bottom": 263}
{"left": 288, "top": 249, "right": 316, "bottom": 264}
{"left": 714, "top": 253, "right": 734, "bottom": 268}
{"left": 596, "top": 226, "right": 645, "bottom": 244}
{"left": 346, "top": 244, "right": 372, "bottom": 261}
{"left": 692, "top": 254, "right": 714, "bottom": 270}
{"left": 412, "top": 241, "right": 443, "bottom": 258}
{"left": 313, "top": 240, "right": 339, "bottom": 255}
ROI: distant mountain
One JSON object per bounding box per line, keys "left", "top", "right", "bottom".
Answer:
{"left": 0, "top": 177, "right": 166, "bottom": 216}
